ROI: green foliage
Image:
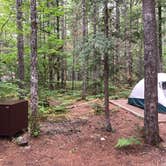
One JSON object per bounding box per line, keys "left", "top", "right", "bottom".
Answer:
{"left": 0, "top": 53, "right": 17, "bottom": 67}
{"left": 29, "top": 114, "right": 40, "bottom": 137}
{"left": 115, "top": 137, "right": 141, "bottom": 149}
{"left": 88, "top": 81, "right": 103, "bottom": 94}
{"left": 109, "top": 86, "right": 131, "bottom": 99}
{"left": 38, "top": 102, "right": 49, "bottom": 114}
{"left": 31, "top": 128, "right": 40, "bottom": 137}
{"left": 52, "top": 105, "right": 67, "bottom": 114}
{"left": 94, "top": 94, "right": 104, "bottom": 99}
{"left": 117, "top": 90, "right": 131, "bottom": 98}
{"left": 91, "top": 103, "right": 104, "bottom": 115}
{"left": 0, "top": 82, "right": 19, "bottom": 99}
{"left": 109, "top": 85, "right": 117, "bottom": 94}
{"left": 87, "top": 93, "right": 104, "bottom": 100}
{"left": 110, "top": 95, "right": 119, "bottom": 100}
{"left": 38, "top": 89, "right": 82, "bottom": 117}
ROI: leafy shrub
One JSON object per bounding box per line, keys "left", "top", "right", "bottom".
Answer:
{"left": 115, "top": 137, "right": 141, "bottom": 149}
{"left": 88, "top": 81, "right": 103, "bottom": 94}
{"left": 39, "top": 105, "right": 49, "bottom": 114}
{"left": 109, "top": 85, "right": 117, "bottom": 94}
{"left": 52, "top": 105, "right": 67, "bottom": 113}
{"left": 110, "top": 95, "right": 119, "bottom": 100}
{"left": 0, "top": 82, "right": 19, "bottom": 99}
{"left": 95, "top": 94, "right": 104, "bottom": 99}
{"left": 88, "top": 94, "right": 104, "bottom": 99}
{"left": 118, "top": 90, "right": 130, "bottom": 98}
{"left": 91, "top": 103, "right": 104, "bottom": 115}
{"left": 31, "top": 128, "right": 40, "bottom": 137}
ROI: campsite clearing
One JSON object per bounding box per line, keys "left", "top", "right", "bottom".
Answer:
{"left": 1, "top": 100, "right": 166, "bottom": 166}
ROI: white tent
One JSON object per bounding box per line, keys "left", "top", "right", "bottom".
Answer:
{"left": 128, "top": 73, "right": 166, "bottom": 113}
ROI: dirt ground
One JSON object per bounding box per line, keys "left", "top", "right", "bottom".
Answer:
{"left": 1, "top": 100, "right": 166, "bottom": 166}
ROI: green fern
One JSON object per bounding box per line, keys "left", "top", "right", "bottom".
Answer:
{"left": 115, "top": 137, "right": 141, "bottom": 148}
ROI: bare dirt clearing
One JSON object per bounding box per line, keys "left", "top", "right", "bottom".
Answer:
{"left": 1, "top": 100, "right": 166, "bottom": 166}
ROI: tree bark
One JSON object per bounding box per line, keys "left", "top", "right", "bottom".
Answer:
{"left": 103, "top": 0, "right": 112, "bottom": 132}
{"left": 123, "top": 0, "right": 128, "bottom": 83}
{"left": 16, "top": 0, "right": 24, "bottom": 98}
{"left": 81, "top": 0, "right": 87, "bottom": 99}
{"left": 61, "top": 0, "right": 67, "bottom": 89}
{"left": 142, "top": 0, "right": 160, "bottom": 145}
{"left": 30, "top": 0, "right": 38, "bottom": 134}
{"left": 92, "top": 0, "right": 98, "bottom": 95}
{"left": 158, "top": 1, "right": 162, "bottom": 72}
{"left": 72, "top": 37, "right": 75, "bottom": 90}
{"left": 47, "top": 0, "right": 54, "bottom": 90}
{"left": 114, "top": 0, "right": 120, "bottom": 84}
{"left": 56, "top": 0, "right": 60, "bottom": 88}
{"left": 71, "top": 11, "right": 79, "bottom": 90}
{"left": 127, "top": 0, "right": 133, "bottom": 86}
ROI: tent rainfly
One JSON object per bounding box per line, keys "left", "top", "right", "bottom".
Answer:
{"left": 128, "top": 73, "right": 166, "bottom": 113}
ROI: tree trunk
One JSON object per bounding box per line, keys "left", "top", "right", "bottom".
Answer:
{"left": 103, "top": 0, "right": 112, "bottom": 132}
{"left": 49, "top": 55, "right": 54, "bottom": 90}
{"left": 72, "top": 40, "right": 75, "bottom": 90}
{"left": 16, "top": 0, "right": 24, "bottom": 98}
{"left": 81, "top": 0, "right": 87, "bottom": 99}
{"left": 114, "top": 0, "right": 120, "bottom": 84}
{"left": 47, "top": 0, "right": 54, "bottom": 90}
{"left": 158, "top": 1, "right": 162, "bottom": 72}
{"left": 123, "top": 0, "right": 128, "bottom": 84}
{"left": 30, "top": 0, "right": 38, "bottom": 134}
{"left": 61, "top": 0, "right": 66, "bottom": 89}
{"left": 127, "top": 0, "right": 133, "bottom": 86}
{"left": 92, "top": 0, "right": 98, "bottom": 95}
{"left": 56, "top": 0, "right": 60, "bottom": 88}
{"left": 142, "top": 0, "right": 160, "bottom": 145}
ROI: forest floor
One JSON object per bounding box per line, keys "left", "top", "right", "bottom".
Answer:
{"left": 1, "top": 99, "right": 166, "bottom": 166}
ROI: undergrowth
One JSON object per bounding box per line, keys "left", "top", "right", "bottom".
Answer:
{"left": 38, "top": 89, "right": 82, "bottom": 117}
{"left": 115, "top": 137, "right": 141, "bottom": 149}
{"left": 91, "top": 103, "right": 104, "bottom": 115}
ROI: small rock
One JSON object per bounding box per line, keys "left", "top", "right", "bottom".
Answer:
{"left": 16, "top": 133, "right": 29, "bottom": 146}
{"left": 90, "top": 135, "right": 94, "bottom": 138}
{"left": 100, "top": 137, "right": 106, "bottom": 141}
{"left": 24, "top": 145, "right": 31, "bottom": 150}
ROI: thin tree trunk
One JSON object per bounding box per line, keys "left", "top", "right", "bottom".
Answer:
{"left": 93, "top": 0, "right": 98, "bottom": 95}
{"left": 158, "top": 1, "right": 162, "bottom": 72}
{"left": 16, "top": 0, "right": 24, "bottom": 98}
{"left": 30, "top": 0, "right": 38, "bottom": 134}
{"left": 72, "top": 39, "right": 75, "bottom": 90}
{"left": 49, "top": 56, "right": 54, "bottom": 90}
{"left": 56, "top": 0, "right": 60, "bottom": 88}
{"left": 71, "top": 11, "right": 79, "bottom": 90}
{"left": 115, "top": 0, "right": 120, "bottom": 84}
{"left": 47, "top": 0, "right": 54, "bottom": 90}
{"left": 61, "top": 0, "right": 66, "bottom": 88}
{"left": 123, "top": 0, "right": 128, "bottom": 83}
{"left": 81, "top": 0, "right": 87, "bottom": 99}
{"left": 127, "top": 0, "right": 133, "bottom": 86}
{"left": 104, "top": 0, "right": 112, "bottom": 132}
{"left": 138, "top": 38, "right": 143, "bottom": 80}
{"left": 142, "top": 0, "right": 160, "bottom": 145}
